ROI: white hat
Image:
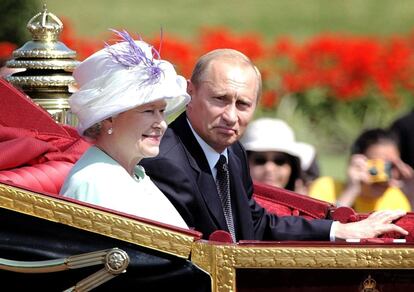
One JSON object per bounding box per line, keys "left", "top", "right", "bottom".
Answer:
{"left": 240, "top": 118, "right": 316, "bottom": 170}
{"left": 69, "top": 30, "right": 191, "bottom": 135}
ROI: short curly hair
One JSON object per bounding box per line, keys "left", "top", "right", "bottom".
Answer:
{"left": 83, "top": 122, "right": 103, "bottom": 140}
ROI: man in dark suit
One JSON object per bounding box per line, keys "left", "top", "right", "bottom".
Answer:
{"left": 141, "top": 49, "right": 408, "bottom": 241}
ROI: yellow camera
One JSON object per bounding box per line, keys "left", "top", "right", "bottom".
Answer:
{"left": 367, "top": 159, "right": 392, "bottom": 183}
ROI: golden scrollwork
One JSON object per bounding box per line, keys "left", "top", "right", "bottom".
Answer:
{"left": 0, "top": 183, "right": 196, "bottom": 258}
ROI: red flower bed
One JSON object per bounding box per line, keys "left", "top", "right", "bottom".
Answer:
{"left": 3, "top": 18, "right": 414, "bottom": 113}
{"left": 0, "top": 42, "right": 17, "bottom": 62}
{"left": 272, "top": 34, "right": 414, "bottom": 105}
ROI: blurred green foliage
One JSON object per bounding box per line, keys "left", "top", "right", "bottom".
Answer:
{"left": 0, "top": 0, "right": 41, "bottom": 45}
{"left": 46, "top": 0, "right": 414, "bottom": 40}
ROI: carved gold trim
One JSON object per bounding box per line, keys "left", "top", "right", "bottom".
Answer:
{"left": 13, "top": 49, "right": 76, "bottom": 59}
{"left": 7, "top": 59, "right": 79, "bottom": 70}
{"left": 192, "top": 241, "right": 414, "bottom": 292}
{"left": 0, "top": 183, "right": 196, "bottom": 259}
{"left": 6, "top": 75, "right": 75, "bottom": 87}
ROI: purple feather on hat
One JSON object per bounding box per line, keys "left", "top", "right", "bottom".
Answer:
{"left": 105, "top": 29, "right": 163, "bottom": 85}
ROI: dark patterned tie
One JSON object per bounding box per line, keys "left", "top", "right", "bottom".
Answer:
{"left": 215, "top": 155, "right": 236, "bottom": 242}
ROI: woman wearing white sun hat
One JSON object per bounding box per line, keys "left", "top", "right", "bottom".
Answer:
{"left": 60, "top": 30, "right": 189, "bottom": 228}
{"left": 240, "top": 118, "right": 317, "bottom": 193}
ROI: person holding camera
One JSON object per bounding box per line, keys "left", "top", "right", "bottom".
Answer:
{"left": 310, "top": 128, "right": 413, "bottom": 212}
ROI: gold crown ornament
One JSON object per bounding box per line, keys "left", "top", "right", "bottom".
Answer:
{"left": 5, "top": 4, "right": 80, "bottom": 125}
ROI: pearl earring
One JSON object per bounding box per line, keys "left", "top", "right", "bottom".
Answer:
{"left": 107, "top": 128, "right": 113, "bottom": 135}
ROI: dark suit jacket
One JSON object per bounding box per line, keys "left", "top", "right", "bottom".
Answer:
{"left": 141, "top": 113, "right": 332, "bottom": 240}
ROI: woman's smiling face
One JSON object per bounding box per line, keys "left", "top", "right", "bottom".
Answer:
{"left": 110, "top": 99, "right": 167, "bottom": 160}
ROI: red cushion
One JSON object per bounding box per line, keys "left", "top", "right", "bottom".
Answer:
{"left": 0, "top": 161, "right": 74, "bottom": 194}
{"left": 208, "top": 230, "right": 233, "bottom": 243}
{"left": 253, "top": 182, "right": 333, "bottom": 219}
{"left": 0, "top": 78, "right": 69, "bottom": 134}
{"left": 253, "top": 184, "right": 414, "bottom": 242}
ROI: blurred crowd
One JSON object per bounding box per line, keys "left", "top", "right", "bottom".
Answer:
{"left": 241, "top": 112, "right": 414, "bottom": 213}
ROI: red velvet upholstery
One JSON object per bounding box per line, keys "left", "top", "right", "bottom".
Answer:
{"left": 0, "top": 161, "right": 74, "bottom": 194}
{"left": 253, "top": 181, "right": 334, "bottom": 219}
{"left": 0, "top": 78, "right": 89, "bottom": 194}
{"left": 0, "top": 78, "right": 68, "bottom": 135}
{"left": 253, "top": 183, "right": 414, "bottom": 242}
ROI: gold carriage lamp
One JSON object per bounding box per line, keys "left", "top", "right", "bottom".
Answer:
{"left": 5, "top": 4, "right": 79, "bottom": 126}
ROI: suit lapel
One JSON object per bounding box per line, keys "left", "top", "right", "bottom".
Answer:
{"left": 171, "top": 114, "right": 228, "bottom": 230}
{"left": 228, "top": 145, "right": 255, "bottom": 240}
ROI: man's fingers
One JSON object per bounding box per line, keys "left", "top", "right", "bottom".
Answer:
{"left": 383, "top": 224, "right": 409, "bottom": 236}
{"left": 369, "top": 210, "right": 408, "bottom": 236}
{"left": 383, "top": 210, "right": 407, "bottom": 222}
{"left": 368, "top": 210, "right": 406, "bottom": 222}
{"left": 367, "top": 210, "right": 387, "bottom": 220}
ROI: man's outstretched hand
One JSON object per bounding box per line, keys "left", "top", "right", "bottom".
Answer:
{"left": 334, "top": 210, "right": 408, "bottom": 240}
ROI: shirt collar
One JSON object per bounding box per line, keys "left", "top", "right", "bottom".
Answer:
{"left": 134, "top": 164, "right": 146, "bottom": 180}
{"left": 187, "top": 118, "right": 228, "bottom": 174}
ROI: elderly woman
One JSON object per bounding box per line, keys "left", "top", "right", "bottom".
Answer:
{"left": 60, "top": 30, "right": 189, "bottom": 228}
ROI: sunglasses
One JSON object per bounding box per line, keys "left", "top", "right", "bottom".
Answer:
{"left": 250, "top": 154, "right": 289, "bottom": 166}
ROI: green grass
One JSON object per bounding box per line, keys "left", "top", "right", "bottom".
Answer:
{"left": 319, "top": 153, "right": 348, "bottom": 182}
{"left": 45, "top": 0, "right": 414, "bottom": 41}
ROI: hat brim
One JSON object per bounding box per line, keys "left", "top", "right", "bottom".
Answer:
{"left": 243, "top": 141, "right": 315, "bottom": 170}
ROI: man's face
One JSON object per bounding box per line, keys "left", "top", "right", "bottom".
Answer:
{"left": 187, "top": 60, "right": 258, "bottom": 153}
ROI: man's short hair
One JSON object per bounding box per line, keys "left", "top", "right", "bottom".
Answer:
{"left": 190, "top": 49, "right": 262, "bottom": 100}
